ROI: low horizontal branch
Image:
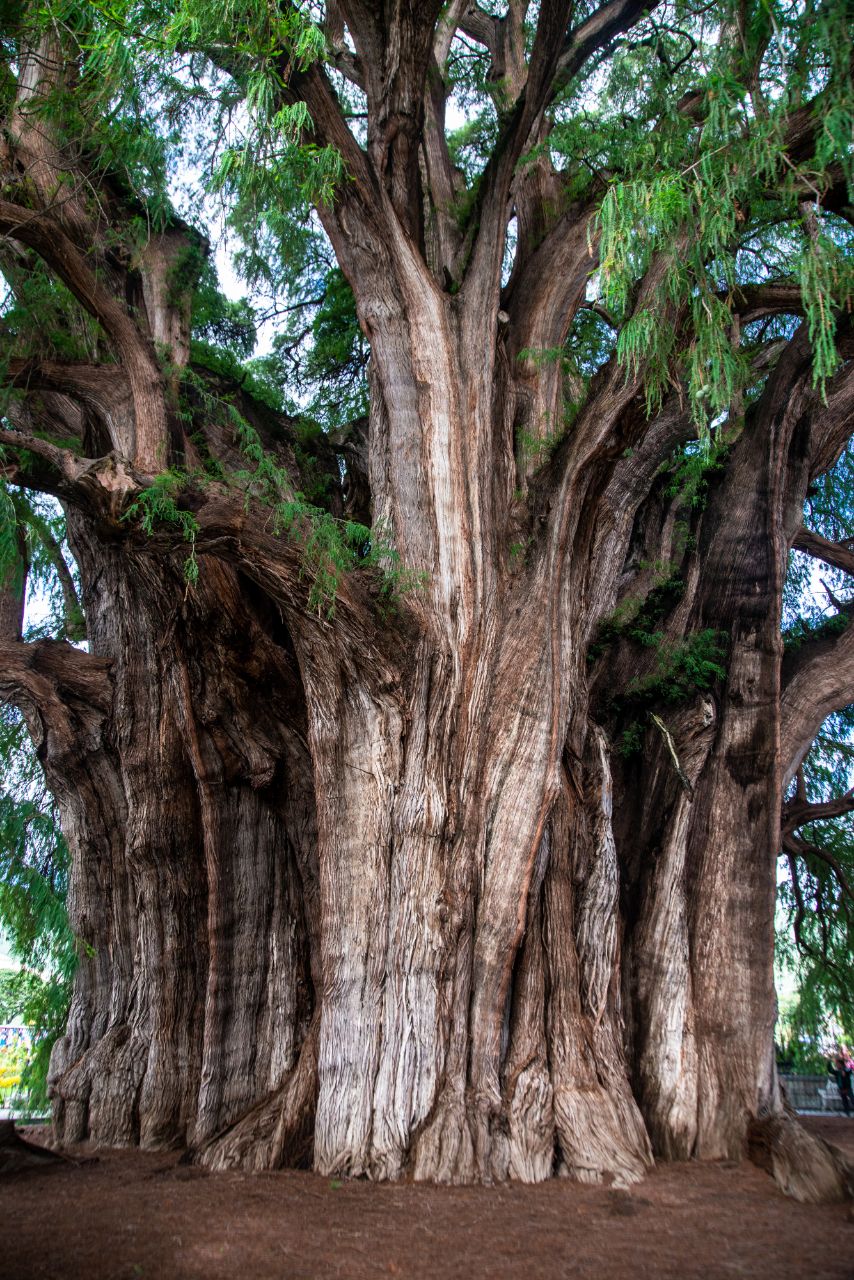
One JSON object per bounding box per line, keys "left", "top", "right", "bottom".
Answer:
{"left": 4, "top": 358, "right": 129, "bottom": 411}
{"left": 0, "top": 637, "right": 112, "bottom": 711}
{"left": 728, "top": 283, "right": 804, "bottom": 323}
{"left": 0, "top": 425, "right": 91, "bottom": 487}
{"left": 782, "top": 787, "right": 854, "bottom": 836}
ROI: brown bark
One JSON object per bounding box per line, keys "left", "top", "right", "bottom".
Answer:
{"left": 1, "top": 8, "right": 851, "bottom": 1207}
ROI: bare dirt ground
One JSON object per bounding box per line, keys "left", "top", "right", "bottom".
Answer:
{"left": 4, "top": 1117, "right": 853, "bottom": 1280}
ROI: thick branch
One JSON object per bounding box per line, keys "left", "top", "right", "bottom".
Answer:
{"left": 422, "top": 50, "right": 466, "bottom": 280}
{"left": 792, "top": 527, "right": 854, "bottom": 577}
{"left": 461, "top": 0, "right": 575, "bottom": 311}
{"left": 434, "top": 0, "right": 476, "bottom": 71}
{"left": 781, "top": 606, "right": 854, "bottom": 789}
{"left": 0, "top": 637, "right": 111, "bottom": 714}
{"left": 506, "top": 203, "right": 595, "bottom": 361}
{"left": 729, "top": 283, "right": 804, "bottom": 324}
{"left": 458, "top": 1, "right": 530, "bottom": 103}
{"left": 0, "top": 200, "right": 167, "bottom": 469}
{"left": 333, "top": 1, "right": 445, "bottom": 234}
{"left": 5, "top": 358, "right": 128, "bottom": 405}
{"left": 552, "top": 0, "right": 657, "bottom": 98}
{"left": 783, "top": 789, "right": 854, "bottom": 837}
{"left": 0, "top": 425, "right": 90, "bottom": 487}
{"left": 807, "top": 352, "right": 854, "bottom": 481}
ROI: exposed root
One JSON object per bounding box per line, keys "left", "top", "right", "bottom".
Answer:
{"left": 412, "top": 1095, "right": 476, "bottom": 1184}
{"left": 196, "top": 1019, "right": 319, "bottom": 1172}
{"left": 506, "top": 1063, "right": 555, "bottom": 1182}
{"left": 748, "top": 1111, "right": 853, "bottom": 1203}
{"left": 554, "top": 1085, "right": 652, "bottom": 1187}
{"left": 0, "top": 1120, "right": 67, "bottom": 1174}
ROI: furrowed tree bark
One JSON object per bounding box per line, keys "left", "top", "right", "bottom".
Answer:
{"left": 47, "top": 527, "right": 319, "bottom": 1154}
{"left": 2, "top": 6, "right": 852, "bottom": 1207}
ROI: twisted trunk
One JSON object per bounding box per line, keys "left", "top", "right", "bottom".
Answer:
{"left": 2, "top": 14, "right": 851, "bottom": 1208}
{"left": 33, "top": 311, "right": 844, "bottom": 1201}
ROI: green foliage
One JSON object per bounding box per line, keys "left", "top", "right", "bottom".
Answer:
{"left": 621, "top": 628, "right": 728, "bottom": 707}
{"left": 0, "top": 260, "right": 105, "bottom": 365}
{"left": 185, "top": 253, "right": 258, "bottom": 359}
{"left": 122, "top": 469, "right": 200, "bottom": 585}
{"left": 188, "top": 341, "right": 286, "bottom": 413}
{"left": 514, "top": 421, "right": 564, "bottom": 470}
{"left": 122, "top": 404, "right": 421, "bottom": 613}
{"left": 232, "top": 417, "right": 422, "bottom": 615}
{"left": 783, "top": 609, "right": 850, "bottom": 652}
{"left": 589, "top": 568, "right": 687, "bottom": 661}
{"left": 783, "top": 444, "right": 854, "bottom": 645}
{"left": 577, "top": 0, "right": 854, "bottom": 430}
{"left": 591, "top": 573, "right": 728, "bottom": 756}
{"left": 777, "top": 801, "right": 854, "bottom": 1063}
{"left": 604, "top": 628, "right": 728, "bottom": 757}
{"left": 272, "top": 500, "right": 418, "bottom": 616}
{"left": 800, "top": 230, "right": 852, "bottom": 389}
{"left": 0, "top": 482, "right": 85, "bottom": 641}
{"left": 0, "top": 968, "right": 44, "bottom": 1021}
{"left": 298, "top": 269, "right": 368, "bottom": 430}
{"left": 776, "top": 997, "right": 840, "bottom": 1075}
{"left": 662, "top": 440, "right": 729, "bottom": 510}
{"left": 777, "top": 420, "right": 854, "bottom": 1057}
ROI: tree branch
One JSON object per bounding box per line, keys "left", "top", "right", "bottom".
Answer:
{"left": 0, "top": 529, "right": 27, "bottom": 642}
{"left": 807, "top": 348, "right": 854, "bottom": 481}
{"left": 457, "top": 4, "right": 500, "bottom": 51}
{"left": 552, "top": 0, "right": 658, "bottom": 99}
{"left": 783, "top": 788, "right": 854, "bottom": 837}
{"left": 332, "top": 1, "right": 445, "bottom": 235}
{"left": 728, "top": 282, "right": 804, "bottom": 323}
{"left": 786, "top": 850, "right": 813, "bottom": 956}
{"left": 0, "top": 638, "right": 111, "bottom": 716}
{"left": 434, "top": 0, "right": 475, "bottom": 72}
{"left": 792, "top": 526, "right": 854, "bottom": 577}
{"left": 324, "top": 4, "right": 366, "bottom": 90}
{"left": 783, "top": 832, "right": 854, "bottom": 907}
{"left": 781, "top": 605, "right": 854, "bottom": 789}
{"left": 0, "top": 200, "right": 166, "bottom": 469}
{"left": 35, "top": 523, "right": 86, "bottom": 642}
{"left": 461, "top": 0, "right": 575, "bottom": 311}
{"left": 0, "top": 425, "right": 90, "bottom": 487}
{"left": 4, "top": 357, "right": 129, "bottom": 409}
{"left": 458, "top": 0, "right": 530, "bottom": 103}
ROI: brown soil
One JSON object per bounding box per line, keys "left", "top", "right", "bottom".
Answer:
{"left": 4, "top": 1117, "right": 853, "bottom": 1280}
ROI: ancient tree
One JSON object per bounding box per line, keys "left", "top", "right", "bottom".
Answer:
{"left": 0, "top": 0, "right": 853, "bottom": 1199}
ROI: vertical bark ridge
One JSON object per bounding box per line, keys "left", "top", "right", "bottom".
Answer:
{"left": 368, "top": 643, "right": 461, "bottom": 1179}
{"left": 45, "top": 528, "right": 319, "bottom": 1154}
{"left": 545, "top": 740, "right": 652, "bottom": 1186}
{"left": 501, "top": 830, "right": 554, "bottom": 1183}
{"left": 625, "top": 699, "right": 717, "bottom": 1159}
{"left": 299, "top": 633, "right": 403, "bottom": 1176}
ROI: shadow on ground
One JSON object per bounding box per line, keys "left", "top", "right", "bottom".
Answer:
{"left": 4, "top": 1116, "right": 853, "bottom": 1279}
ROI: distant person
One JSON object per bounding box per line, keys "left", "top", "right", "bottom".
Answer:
{"left": 829, "top": 1052, "right": 854, "bottom": 1116}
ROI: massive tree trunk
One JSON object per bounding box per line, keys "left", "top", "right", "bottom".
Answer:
{"left": 2, "top": 5, "right": 853, "bottom": 1204}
